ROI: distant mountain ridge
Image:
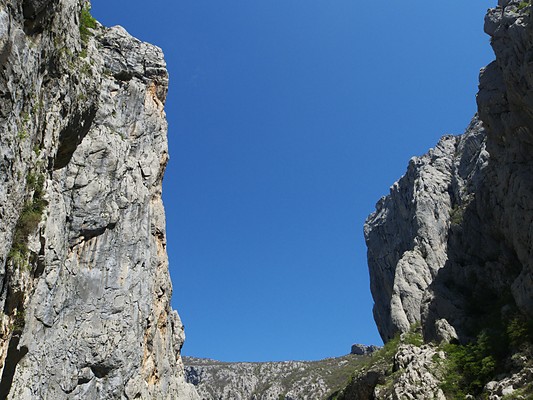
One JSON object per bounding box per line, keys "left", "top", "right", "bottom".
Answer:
{"left": 184, "top": 354, "right": 368, "bottom": 400}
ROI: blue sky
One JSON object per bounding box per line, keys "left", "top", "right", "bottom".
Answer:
{"left": 91, "top": 0, "right": 494, "bottom": 362}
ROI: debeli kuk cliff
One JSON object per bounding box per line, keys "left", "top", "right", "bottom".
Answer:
{"left": 0, "top": 0, "right": 198, "bottom": 398}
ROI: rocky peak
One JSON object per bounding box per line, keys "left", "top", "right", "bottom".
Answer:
{"left": 350, "top": 343, "right": 379, "bottom": 356}
{"left": 364, "top": 117, "right": 488, "bottom": 342}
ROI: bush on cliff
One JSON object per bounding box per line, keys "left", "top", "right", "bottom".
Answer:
{"left": 80, "top": 5, "right": 96, "bottom": 43}
{"left": 8, "top": 173, "right": 47, "bottom": 268}
{"left": 440, "top": 312, "right": 533, "bottom": 398}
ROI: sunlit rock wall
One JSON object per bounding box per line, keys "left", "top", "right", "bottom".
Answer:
{"left": 0, "top": 0, "right": 198, "bottom": 398}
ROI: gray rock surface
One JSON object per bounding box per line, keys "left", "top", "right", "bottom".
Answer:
{"left": 364, "top": 118, "right": 488, "bottom": 342}
{"left": 421, "top": 0, "right": 533, "bottom": 344}
{"left": 350, "top": 343, "right": 379, "bottom": 356}
{"left": 365, "top": 0, "right": 533, "bottom": 345}
{"left": 484, "top": 367, "right": 533, "bottom": 399}
{"left": 477, "top": 0, "right": 533, "bottom": 320}
{"left": 0, "top": 0, "right": 198, "bottom": 398}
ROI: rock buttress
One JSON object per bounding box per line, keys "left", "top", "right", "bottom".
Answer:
{"left": 364, "top": 119, "right": 487, "bottom": 342}
{"left": 0, "top": 0, "right": 199, "bottom": 398}
{"left": 366, "top": 0, "right": 533, "bottom": 344}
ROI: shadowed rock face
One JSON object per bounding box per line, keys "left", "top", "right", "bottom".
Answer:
{"left": 365, "top": 0, "right": 533, "bottom": 344}
{"left": 0, "top": 0, "right": 198, "bottom": 398}
{"left": 478, "top": 1, "right": 533, "bottom": 320}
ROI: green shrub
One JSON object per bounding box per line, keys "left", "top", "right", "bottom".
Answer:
{"left": 518, "top": 1, "right": 530, "bottom": 10}
{"left": 440, "top": 330, "right": 498, "bottom": 396}
{"left": 8, "top": 173, "right": 47, "bottom": 268}
{"left": 9, "top": 203, "right": 43, "bottom": 261}
{"left": 449, "top": 204, "right": 464, "bottom": 226}
{"left": 7, "top": 247, "right": 28, "bottom": 270}
{"left": 79, "top": 5, "right": 97, "bottom": 43}
{"left": 440, "top": 312, "right": 532, "bottom": 398}
{"left": 18, "top": 130, "right": 27, "bottom": 141}
{"left": 403, "top": 322, "right": 424, "bottom": 347}
{"left": 507, "top": 314, "right": 533, "bottom": 348}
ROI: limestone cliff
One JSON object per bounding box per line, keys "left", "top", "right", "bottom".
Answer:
{"left": 366, "top": 0, "right": 533, "bottom": 346}
{"left": 361, "top": 0, "right": 533, "bottom": 397}
{"left": 365, "top": 117, "right": 487, "bottom": 342}
{"left": 0, "top": 0, "right": 198, "bottom": 398}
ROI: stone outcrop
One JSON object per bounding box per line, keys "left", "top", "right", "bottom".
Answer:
{"left": 364, "top": 118, "right": 488, "bottom": 342}
{"left": 382, "top": 343, "right": 446, "bottom": 400}
{"left": 0, "top": 0, "right": 198, "bottom": 398}
{"left": 184, "top": 355, "right": 367, "bottom": 400}
{"left": 328, "top": 328, "right": 448, "bottom": 400}
{"left": 350, "top": 344, "right": 379, "bottom": 356}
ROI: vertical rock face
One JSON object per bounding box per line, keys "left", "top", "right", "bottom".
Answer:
{"left": 364, "top": 119, "right": 488, "bottom": 342}
{"left": 479, "top": 0, "right": 533, "bottom": 320}
{"left": 0, "top": 0, "right": 198, "bottom": 398}
{"left": 365, "top": 0, "right": 533, "bottom": 344}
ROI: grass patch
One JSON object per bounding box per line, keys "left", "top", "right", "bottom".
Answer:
{"left": 403, "top": 322, "right": 424, "bottom": 347}
{"left": 326, "top": 335, "right": 398, "bottom": 400}
{"left": 7, "top": 173, "right": 47, "bottom": 269}
{"left": 518, "top": 1, "right": 530, "bottom": 10}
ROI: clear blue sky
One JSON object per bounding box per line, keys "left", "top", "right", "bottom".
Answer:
{"left": 91, "top": 0, "right": 494, "bottom": 362}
